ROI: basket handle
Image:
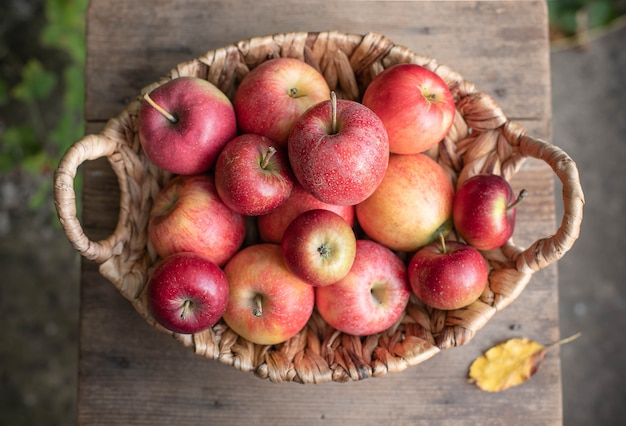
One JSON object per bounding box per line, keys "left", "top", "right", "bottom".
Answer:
{"left": 514, "top": 135, "right": 585, "bottom": 273}
{"left": 54, "top": 133, "right": 132, "bottom": 263}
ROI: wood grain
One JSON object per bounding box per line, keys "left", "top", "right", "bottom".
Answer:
{"left": 77, "top": 1, "right": 563, "bottom": 424}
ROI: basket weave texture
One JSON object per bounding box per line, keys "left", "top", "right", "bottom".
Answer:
{"left": 54, "top": 31, "right": 584, "bottom": 384}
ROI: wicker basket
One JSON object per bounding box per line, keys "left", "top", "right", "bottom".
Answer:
{"left": 53, "top": 31, "right": 584, "bottom": 384}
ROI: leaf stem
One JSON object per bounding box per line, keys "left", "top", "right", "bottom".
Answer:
{"left": 252, "top": 294, "right": 263, "bottom": 317}
{"left": 507, "top": 189, "right": 528, "bottom": 211}
{"left": 260, "top": 146, "right": 277, "bottom": 169}
{"left": 330, "top": 91, "right": 337, "bottom": 134}
{"left": 546, "top": 332, "right": 582, "bottom": 349}
{"left": 438, "top": 232, "right": 447, "bottom": 254}
{"left": 143, "top": 92, "right": 177, "bottom": 123}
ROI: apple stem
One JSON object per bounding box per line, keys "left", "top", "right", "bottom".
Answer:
{"left": 260, "top": 146, "right": 277, "bottom": 169}
{"left": 180, "top": 299, "right": 192, "bottom": 320}
{"left": 507, "top": 189, "right": 528, "bottom": 211}
{"left": 143, "top": 92, "right": 178, "bottom": 124}
{"left": 330, "top": 91, "right": 337, "bottom": 134}
{"left": 252, "top": 294, "right": 263, "bottom": 318}
{"left": 438, "top": 232, "right": 448, "bottom": 254}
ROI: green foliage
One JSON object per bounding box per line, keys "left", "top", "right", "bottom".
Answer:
{"left": 548, "top": 0, "right": 623, "bottom": 37}
{"left": 0, "top": 0, "right": 88, "bottom": 211}
{"left": 11, "top": 59, "right": 57, "bottom": 102}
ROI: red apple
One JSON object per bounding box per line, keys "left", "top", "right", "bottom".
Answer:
{"left": 257, "top": 181, "right": 355, "bottom": 244}
{"left": 408, "top": 234, "right": 489, "bottom": 311}
{"left": 148, "top": 174, "right": 246, "bottom": 267}
{"left": 145, "top": 252, "right": 229, "bottom": 334}
{"left": 362, "top": 63, "right": 455, "bottom": 154}
{"left": 315, "top": 239, "right": 410, "bottom": 336}
{"left": 453, "top": 173, "right": 527, "bottom": 251}
{"left": 222, "top": 244, "right": 315, "bottom": 345}
{"left": 281, "top": 209, "right": 357, "bottom": 287}
{"left": 356, "top": 153, "right": 454, "bottom": 252}
{"left": 233, "top": 57, "right": 331, "bottom": 147}
{"left": 288, "top": 92, "right": 389, "bottom": 206}
{"left": 214, "top": 134, "right": 294, "bottom": 216}
{"left": 138, "top": 76, "right": 237, "bottom": 175}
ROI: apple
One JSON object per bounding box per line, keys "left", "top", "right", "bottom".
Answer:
{"left": 222, "top": 243, "right": 315, "bottom": 346}
{"left": 408, "top": 234, "right": 489, "bottom": 311}
{"left": 356, "top": 153, "right": 454, "bottom": 252}
{"left": 288, "top": 92, "right": 389, "bottom": 206}
{"left": 453, "top": 173, "right": 527, "bottom": 251}
{"left": 214, "top": 133, "right": 294, "bottom": 216}
{"left": 148, "top": 174, "right": 246, "bottom": 267}
{"left": 145, "top": 252, "right": 229, "bottom": 334}
{"left": 257, "top": 181, "right": 355, "bottom": 244}
{"left": 138, "top": 76, "right": 237, "bottom": 175}
{"left": 315, "top": 239, "right": 410, "bottom": 336}
{"left": 362, "top": 63, "right": 455, "bottom": 154}
{"left": 281, "top": 209, "right": 357, "bottom": 287}
{"left": 233, "top": 57, "right": 331, "bottom": 147}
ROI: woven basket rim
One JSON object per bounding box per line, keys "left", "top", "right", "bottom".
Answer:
{"left": 53, "top": 30, "right": 585, "bottom": 384}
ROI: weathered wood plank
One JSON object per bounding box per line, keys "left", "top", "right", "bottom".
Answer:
{"left": 85, "top": 0, "right": 551, "bottom": 127}
{"left": 77, "top": 0, "right": 562, "bottom": 424}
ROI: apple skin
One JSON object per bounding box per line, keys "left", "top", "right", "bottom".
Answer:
{"left": 315, "top": 239, "right": 410, "bottom": 336}
{"left": 453, "top": 173, "right": 526, "bottom": 251}
{"left": 257, "top": 181, "right": 355, "bottom": 244}
{"left": 281, "top": 209, "right": 357, "bottom": 287}
{"left": 362, "top": 63, "right": 455, "bottom": 154}
{"left": 138, "top": 76, "right": 237, "bottom": 175}
{"left": 222, "top": 244, "right": 315, "bottom": 346}
{"left": 148, "top": 174, "right": 246, "bottom": 267}
{"left": 288, "top": 96, "right": 389, "bottom": 206}
{"left": 356, "top": 153, "right": 454, "bottom": 252}
{"left": 233, "top": 57, "right": 331, "bottom": 147}
{"left": 145, "top": 252, "right": 229, "bottom": 334}
{"left": 214, "top": 134, "right": 294, "bottom": 216}
{"left": 408, "top": 238, "right": 489, "bottom": 311}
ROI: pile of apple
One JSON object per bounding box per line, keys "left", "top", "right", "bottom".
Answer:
{"left": 138, "top": 58, "right": 527, "bottom": 346}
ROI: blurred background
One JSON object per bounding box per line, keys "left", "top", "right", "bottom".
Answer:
{"left": 1, "top": 0, "right": 624, "bottom": 424}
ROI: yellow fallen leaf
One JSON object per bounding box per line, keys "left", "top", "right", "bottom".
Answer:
{"left": 468, "top": 333, "right": 580, "bottom": 392}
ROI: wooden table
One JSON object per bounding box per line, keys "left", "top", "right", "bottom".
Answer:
{"left": 78, "top": 1, "right": 563, "bottom": 424}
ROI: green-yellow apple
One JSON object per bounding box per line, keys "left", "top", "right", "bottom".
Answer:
{"left": 148, "top": 174, "right": 246, "bottom": 267}
{"left": 362, "top": 63, "right": 455, "bottom": 154}
{"left": 288, "top": 92, "right": 389, "bottom": 206}
{"left": 315, "top": 239, "right": 410, "bottom": 336}
{"left": 222, "top": 244, "right": 315, "bottom": 346}
{"left": 453, "top": 173, "right": 527, "bottom": 251}
{"left": 214, "top": 133, "right": 294, "bottom": 216}
{"left": 281, "top": 209, "right": 357, "bottom": 287}
{"left": 257, "top": 181, "right": 355, "bottom": 244}
{"left": 408, "top": 234, "right": 489, "bottom": 310}
{"left": 356, "top": 153, "right": 454, "bottom": 252}
{"left": 145, "top": 252, "right": 229, "bottom": 334}
{"left": 233, "top": 57, "right": 330, "bottom": 147}
{"left": 138, "top": 76, "right": 237, "bottom": 175}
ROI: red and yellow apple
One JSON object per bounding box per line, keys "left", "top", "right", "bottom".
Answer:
{"left": 214, "top": 133, "right": 294, "bottom": 216}
{"left": 315, "top": 239, "right": 410, "bottom": 336}
{"left": 233, "top": 57, "right": 331, "bottom": 147}
{"left": 281, "top": 209, "right": 357, "bottom": 287}
{"left": 222, "top": 243, "right": 315, "bottom": 346}
{"left": 362, "top": 63, "right": 455, "bottom": 154}
{"left": 148, "top": 174, "right": 246, "bottom": 266}
{"left": 453, "top": 173, "right": 527, "bottom": 251}
{"left": 356, "top": 153, "right": 454, "bottom": 252}
{"left": 288, "top": 93, "right": 389, "bottom": 206}
{"left": 257, "top": 181, "right": 355, "bottom": 244}
{"left": 408, "top": 235, "right": 489, "bottom": 311}
{"left": 138, "top": 76, "right": 237, "bottom": 175}
{"left": 145, "top": 252, "right": 229, "bottom": 334}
